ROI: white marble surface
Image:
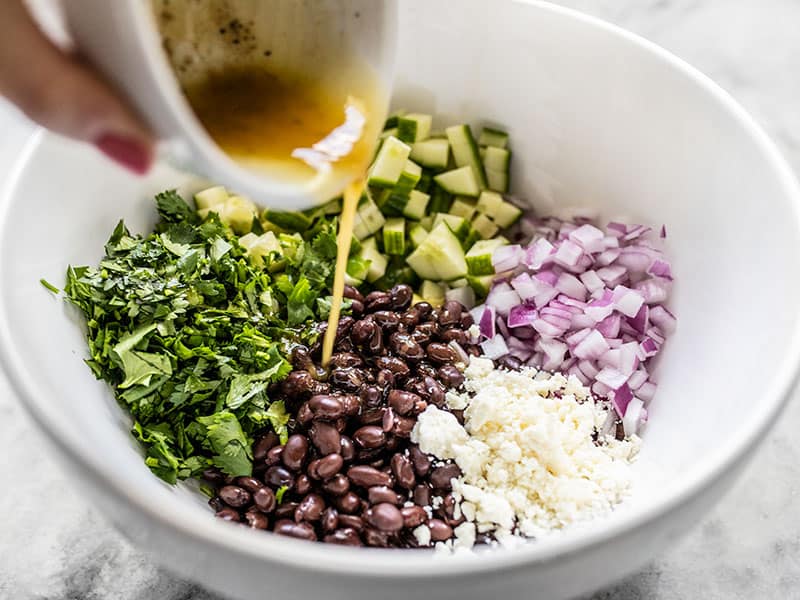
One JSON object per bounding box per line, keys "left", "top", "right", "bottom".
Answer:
{"left": 3, "top": 1, "right": 800, "bottom": 598}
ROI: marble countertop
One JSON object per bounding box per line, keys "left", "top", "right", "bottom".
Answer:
{"left": 3, "top": 0, "right": 800, "bottom": 598}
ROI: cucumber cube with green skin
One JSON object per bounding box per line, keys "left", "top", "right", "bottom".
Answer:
{"left": 382, "top": 160, "right": 423, "bottom": 216}
{"left": 383, "top": 218, "right": 406, "bottom": 255}
{"left": 373, "top": 257, "right": 419, "bottom": 291}
{"left": 368, "top": 136, "right": 412, "bottom": 188}
{"left": 449, "top": 198, "right": 477, "bottom": 220}
{"left": 346, "top": 255, "right": 371, "bottom": 281}
{"left": 356, "top": 192, "right": 386, "bottom": 237}
{"left": 428, "top": 183, "right": 453, "bottom": 213}
{"left": 383, "top": 110, "right": 405, "bottom": 130}
{"left": 434, "top": 166, "right": 480, "bottom": 198}
{"left": 358, "top": 237, "right": 388, "bottom": 283}
{"left": 493, "top": 200, "right": 523, "bottom": 227}
{"left": 486, "top": 169, "right": 509, "bottom": 193}
{"left": 483, "top": 146, "right": 511, "bottom": 171}
{"left": 420, "top": 280, "right": 445, "bottom": 307}
{"left": 467, "top": 274, "right": 496, "bottom": 297}
{"left": 406, "top": 222, "right": 468, "bottom": 281}
{"left": 445, "top": 124, "right": 488, "bottom": 189}
{"left": 471, "top": 213, "right": 500, "bottom": 239}
{"left": 461, "top": 228, "right": 481, "bottom": 251}
{"left": 466, "top": 238, "right": 508, "bottom": 275}
{"left": 322, "top": 198, "right": 342, "bottom": 215}
{"left": 419, "top": 215, "right": 434, "bottom": 232}
{"left": 264, "top": 209, "right": 312, "bottom": 232}
{"left": 478, "top": 127, "right": 509, "bottom": 149}
{"left": 194, "top": 185, "right": 228, "bottom": 210}
{"left": 403, "top": 190, "right": 430, "bottom": 220}
{"left": 397, "top": 113, "right": 433, "bottom": 143}
{"left": 409, "top": 224, "right": 429, "bottom": 249}
{"left": 476, "top": 190, "right": 504, "bottom": 215}
{"left": 409, "top": 138, "right": 450, "bottom": 170}
{"left": 352, "top": 211, "right": 370, "bottom": 241}
{"left": 416, "top": 171, "right": 433, "bottom": 193}
{"left": 433, "top": 213, "right": 471, "bottom": 242}
{"left": 449, "top": 278, "right": 469, "bottom": 288}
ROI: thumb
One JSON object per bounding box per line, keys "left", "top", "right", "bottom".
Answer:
{"left": 0, "top": 0, "right": 155, "bottom": 174}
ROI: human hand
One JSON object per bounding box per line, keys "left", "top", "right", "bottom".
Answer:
{"left": 0, "top": 0, "right": 155, "bottom": 174}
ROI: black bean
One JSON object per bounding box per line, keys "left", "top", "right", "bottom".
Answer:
{"left": 401, "top": 505, "right": 427, "bottom": 529}
{"left": 427, "top": 519, "right": 453, "bottom": 542}
{"left": 376, "top": 369, "right": 395, "bottom": 390}
{"left": 368, "top": 486, "right": 401, "bottom": 505}
{"left": 324, "top": 528, "right": 362, "bottom": 546}
{"left": 390, "top": 284, "right": 413, "bottom": 311}
{"left": 337, "top": 514, "right": 364, "bottom": 531}
{"left": 219, "top": 485, "right": 251, "bottom": 508}
{"left": 451, "top": 409, "right": 465, "bottom": 425}
{"left": 295, "top": 493, "right": 325, "bottom": 522}
{"left": 439, "top": 300, "right": 464, "bottom": 327}
{"left": 365, "top": 503, "right": 404, "bottom": 532}
{"left": 281, "top": 370, "right": 315, "bottom": 398}
{"left": 498, "top": 355, "right": 522, "bottom": 371}
{"left": 349, "top": 299, "right": 365, "bottom": 316}
{"left": 330, "top": 367, "right": 366, "bottom": 392}
{"left": 347, "top": 465, "right": 392, "bottom": 488}
{"left": 215, "top": 508, "right": 240, "bottom": 522}
{"left": 460, "top": 312, "right": 474, "bottom": 329}
{"left": 413, "top": 484, "right": 432, "bottom": 506}
{"left": 390, "top": 454, "right": 416, "bottom": 490}
{"left": 364, "top": 528, "right": 391, "bottom": 547}
{"left": 310, "top": 422, "right": 341, "bottom": 455}
{"left": 264, "top": 466, "right": 295, "bottom": 490}
{"left": 234, "top": 476, "right": 263, "bottom": 494}
{"left": 364, "top": 291, "right": 392, "bottom": 312}
{"left": 387, "top": 389, "right": 420, "bottom": 416}
{"left": 416, "top": 362, "right": 438, "bottom": 379}
{"left": 350, "top": 318, "right": 378, "bottom": 345}
{"left": 296, "top": 401, "right": 314, "bottom": 426}
{"left": 339, "top": 436, "right": 356, "bottom": 462}
{"left": 353, "top": 425, "right": 386, "bottom": 449}
{"left": 426, "top": 342, "right": 457, "bottom": 364}
{"left": 359, "top": 384, "right": 382, "bottom": 407}
{"left": 381, "top": 407, "right": 395, "bottom": 433}
{"left": 274, "top": 519, "right": 317, "bottom": 541}
{"left": 253, "top": 487, "right": 276, "bottom": 513}
{"left": 371, "top": 310, "right": 401, "bottom": 332}
{"left": 415, "top": 302, "right": 433, "bottom": 319}
{"left": 437, "top": 364, "right": 465, "bottom": 388}
{"left": 321, "top": 507, "right": 339, "bottom": 533}
{"left": 336, "top": 316, "right": 354, "bottom": 341}
{"left": 399, "top": 308, "right": 420, "bottom": 328}
{"left": 343, "top": 284, "right": 365, "bottom": 303}
{"left": 308, "top": 394, "right": 345, "bottom": 420}
{"left": 375, "top": 356, "right": 410, "bottom": 378}
{"left": 392, "top": 415, "right": 416, "bottom": 438}
{"left": 316, "top": 453, "right": 344, "bottom": 479}
{"left": 430, "top": 463, "right": 462, "bottom": 491}
{"left": 322, "top": 474, "right": 350, "bottom": 496}
{"left": 208, "top": 497, "right": 225, "bottom": 512}
{"left": 274, "top": 502, "right": 300, "bottom": 520}
{"left": 252, "top": 432, "right": 280, "bottom": 462}
{"left": 328, "top": 352, "right": 364, "bottom": 369}
{"left": 201, "top": 467, "right": 226, "bottom": 486}
{"left": 295, "top": 474, "right": 312, "bottom": 496}
{"left": 282, "top": 434, "right": 309, "bottom": 471}
{"left": 423, "top": 376, "right": 446, "bottom": 407}
{"left": 335, "top": 491, "right": 362, "bottom": 514}
{"left": 290, "top": 345, "right": 313, "bottom": 369}
{"left": 409, "top": 446, "right": 432, "bottom": 477}
{"left": 389, "top": 332, "right": 425, "bottom": 361}
{"left": 359, "top": 407, "right": 385, "bottom": 426}
{"left": 410, "top": 324, "right": 436, "bottom": 345}
{"left": 440, "top": 328, "right": 468, "bottom": 345}
{"left": 367, "top": 325, "right": 384, "bottom": 354}
{"left": 244, "top": 508, "right": 269, "bottom": 529}
{"left": 265, "top": 445, "right": 284, "bottom": 466}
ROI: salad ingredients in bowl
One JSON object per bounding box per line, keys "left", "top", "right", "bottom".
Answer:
{"left": 51, "top": 113, "right": 674, "bottom": 550}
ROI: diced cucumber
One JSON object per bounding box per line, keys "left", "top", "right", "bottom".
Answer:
{"left": 476, "top": 190, "right": 504, "bottom": 214}
{"left": 461, "top": 228, "right": 481, "bottom": 251}
{"left": 428, "top": 183, "right": 453, "bottom": 213}
{"left": 406, "top": 222, "right": 468, "bottom": 281}
{"left": 494, "top": 200, "right": 522, "bottom": 227}
{"left": 397, "top": 113, "right": 433, "bottom": 143}
{"left": 478, "top": 127, "right": 509, "bottom": 149}
{"left": 449, "top": 278, "right": 469, "bottom": 288}
{"left": 409, "top": 224, "right": 429, "bottom": 249}
{"left": 409, "top": 138, "right": 450, "bottom": 170}
{"left": 479, "top": 147, "right": 487, "bottom": 160}
{"left": 383, "top": 218, "right": 406, "bottom": 255}
{"left": 483, "top": 146, "right": 511, "bottom": 172}
{"left": 383, "top": 110, "right": 405, "bottom": 130}
{"left": 445, "top": 124, "right": 488, "bottom": 189}
{"left": 433, "top": 213, "right": 470, "bottom": 242}
{"left": 486, "top": 169, "right": 509, "bottom": 193}
{"left": 220, "top": 195, "right": 258, "bottom": 234}
{"left": 194, "top": 185, "right": 228, "bottom": 210}
{"left": 445, "top": 284, "right": 476, "bottom": 310}
{"left": 396, "top": 160, "right": 422, "bottom": 193}
{"left": 346, "top": 255, "right": 371, "bottom": 281}
{"left": 471, "top": 213, "right": 500, "bottom": 239}
{"left": 356, "top": 191, "right": 386, "bottom": 238}
{"left": 358, "top": 237, "right": 388, "bottom": 283}
{"left": 373, "top": 257, "right": 419, "bottom": 291}
{"left": 352, "top": 211, "right": 370, "bottom": 241}
{"left": 403, "top": 190, "right": 430, "bottom": 220}
{"left": 238, "top": 231, "right": 280, "bottom": 266}
{"left": 264, "top": 209, "right": 312, "bottom": 232}
{"left": 434, "top": 166, "right": 480, "bottom": 198}
{"left": 380, "top": 127, "right": 399, "bottom": 139}
{"left": 344, "top": 273, "right": 363, "bottom": 287}
{"left": 419, "top": 215, "right": 434, "bottom": 232}
{"left": 382, "top": 160, "right": 423, "bottom": 215}
{"left": 321, "top": 198, "right": 343, "bottom": 215}
{"left": 420, "top": 280, "right": 445, "bottom": 307}
{"left": 467, "top": 274, "right": 495, "bottom": 297}
{"left": 368, "top": 136, "right": 412, "bottom": 188}
{"left": 349, "top": 236, "right": 362, "bottom": 256}
{"left": 412, "top": 293, "right": 426, "bottom": 306}
{"left": 449, "top": 198, "right": 477, "bottom": 220}
{"left": 416, "top": 172, "right": 433, "bottom": 193}
{"left": 466, "top": 238, "right": 507, "bottom": 275}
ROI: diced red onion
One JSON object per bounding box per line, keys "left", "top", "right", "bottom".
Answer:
{"left": 647, "top": 259, "right": 673, "bottom": 280}
{"left": 573, "top": 329, "right": 610, "bottom": 359}
{"left": 508, "top": 303, "right": 538, "bottom": 328}
{"left": 534, "top": 287, "right": 559, "bottom": 309}
{"left": 609, "top": 384, "right": 633, "bottom": 417}
{"left": 607, "top": 222, "right": 628, "bottom": 237}
{"left": 479, "top": 305, "right": 496, "bottom": 339}
{"left": 615, "top": 250, "right": 652, "bottom": 274}
{"left": 622, "top": 397, "right": 645, "bottom": 436}
{"left": 568, "top": 365, "right": 590, "bottom": 385}
{"left": 612, "top": 285, "right": 645, "bottom": 318}
{"left": 623, "top": 225, "right": 651, "bottom": 242}
{"left": 596, "top": 248, "right": 621, "bottom": 266}
{"left": 480, "top": 335, "right": 509, "bottom": 360}
{"left": 492, "top": 244, "right": 524, "bottom": 272}
{"left": 566, "top": 327, "right": 592, "bottom": 347}
{"left": 536, "top": 338, "right": 568, "bottom": 371}
{"left": 553, "top": 240, "right": 583, "bottom": 267}
{"left": 627, "top": 369, "right": 648, "bottom": 391}
{"left": 532, "top": 318, "right": 568, "bottom": 338}
{"left": 579, "top": 270, "right": 604, "bottom": 293}
{"left": 596, "top": 367, "right": 629, "bottom": 390}
{"left": 637, "top": 381, "right": 657, "bottom": 402}
{"left": 628, "top": 304, "right": 649, "bottom": 334}
{"left": 555, "top": 272, "right": 587, "bottom": 301}
{"left": 445, "top": 285, "right": 476, "bottom": 310}
{"left": 534, "top": 269, "right": 558, "bottom": 287}
{"left": 449, "top": 341, "right": 470, "bottom": 365}
{"left": 569, "top": 314, "right": 597, "bottom": 330}
{"left": 596, "top": 314, "right": 620, "bottom": 338}
{"left": 540, "top": 306, "right": 574, "bottom": 321}
{"left": 639, "top": 337, "right": 660, "bottom": 358}
{"left": 524, "top": 238, "right": 555, "bottom": 269}
{"left": 510, "top": 272, "right": 538, "bottom": 301}
{"left": 470, "top": 304, "right": 485, "bottom": 325}
{"left": 568, "top": 224, "right": 605, "bottom": 253}
{"left": 584, "top": 290, "right": 615, "bottom": 322}
{"left": 649, "top": 305, "right": 677, "bottom": 335}
{"left": 512, "top": 326, "right": 536, "bottom": 340}
{"left": 660, "top": 224, "right": 667, "bottom": 239}
{"left": 578, "top": 359, "right": 599, "bottom": 379}
{"left": 646, "top": 326, "right": 666, "bottom": 344}
{"left": 633, "top": 277, "right": 670, "bottom": 304}
{"left": 593, "top": 380, "right": 612, "bottom": 397}
{"left": 596, "top": 265, "right": 627, "bottom": 287}
{"left": 486, "top": 287, "right": 521, "bottom": 317}
{"left": 496, "top": 316, "right": 510, "bottom": 340}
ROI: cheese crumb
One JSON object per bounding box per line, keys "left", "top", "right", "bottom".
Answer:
{"left": 412, "top": 358, "right": 638, "bottom": 549}
{"left": 413, "top": 524, "right": 431, "bottom": 546}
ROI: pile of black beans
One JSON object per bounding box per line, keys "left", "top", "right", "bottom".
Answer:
{"left": 203, "top": 284, "right": 483, "bottom": 547}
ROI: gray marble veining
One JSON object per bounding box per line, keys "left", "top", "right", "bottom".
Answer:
{"left": 3, "top": 1, "right": 800, "bottom": 598}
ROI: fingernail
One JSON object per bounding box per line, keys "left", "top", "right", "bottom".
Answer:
{"left": 94, "top": 133, "right": 152, "bottom": 175}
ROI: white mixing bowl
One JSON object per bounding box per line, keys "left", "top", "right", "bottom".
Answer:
{"left": 2, "top": 2, "right": 800, "bottom": 599}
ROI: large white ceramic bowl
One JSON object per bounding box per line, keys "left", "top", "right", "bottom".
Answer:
{"left": 2, "top": 2, "right": 800, "bottom": 599}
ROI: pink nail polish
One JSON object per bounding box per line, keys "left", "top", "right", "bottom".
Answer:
{"left": 94, "top": 133, "right": 152, "bottom": 175}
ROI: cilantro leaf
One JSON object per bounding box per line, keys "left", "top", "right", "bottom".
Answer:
{"left": 155, "top": 190, "right": 198, "bottom": 224}
{"left": 195, "top": 411, "right": 252, "bottom": 477}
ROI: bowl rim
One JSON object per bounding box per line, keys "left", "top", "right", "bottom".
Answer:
{"left": 2, "top": 0, "right": 800, "bottom": 579}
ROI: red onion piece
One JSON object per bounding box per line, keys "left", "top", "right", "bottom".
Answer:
{"left": 480, "top": 336, "right": 509, "bottom": 360}
{"left": 649, "top": 305, "right": 677, "bottom": 335}
{"left": 479, "top": 305, "right": 496, "bottom": 339}
{"left": 508, "top": 304, "right": 538, "bottom": 328}
{"left": 492, "top": 244, "right": 524, "bottom": 272}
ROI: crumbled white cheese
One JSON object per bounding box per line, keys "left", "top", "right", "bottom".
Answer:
{"left": 412, "top": 357, "right": 638, "bottom": 549}
{"left": 413, "top": 524, "right": 431, "bottom": 546}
